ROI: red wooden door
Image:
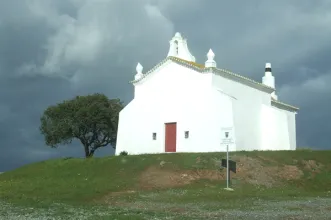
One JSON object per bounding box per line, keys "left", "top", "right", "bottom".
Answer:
{"left": 165, "top": 123, "right": 177, "bottom": 152}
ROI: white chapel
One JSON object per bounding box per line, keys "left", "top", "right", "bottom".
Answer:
{"left": 115, "top": 32, "right": 299, "bottom": 155}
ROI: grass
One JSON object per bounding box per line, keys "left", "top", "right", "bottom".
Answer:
{"left": 0, "top": 150, "right": 331, "bottom": 219}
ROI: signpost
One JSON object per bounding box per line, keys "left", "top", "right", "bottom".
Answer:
{"left": 221, "top": 127, "right": 235, "bottom": 191}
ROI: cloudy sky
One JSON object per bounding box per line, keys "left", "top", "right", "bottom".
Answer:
{"left": 0, "top": 0, "right": 330, "bottom": 171}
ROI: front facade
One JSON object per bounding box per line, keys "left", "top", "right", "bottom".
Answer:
{"left": 115, "top": 32, "right": 299, "bottom": 155}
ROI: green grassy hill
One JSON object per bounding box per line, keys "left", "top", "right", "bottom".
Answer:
{"left": 1, "top": 150, "right": 331, "bottom": 219}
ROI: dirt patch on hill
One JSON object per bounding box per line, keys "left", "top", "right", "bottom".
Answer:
{"left": 138, "top": 156, "right": 305, "bottom": 189}
{"left": 302, "top": 160, "right": 323, "bottom": 171}
{"left": 231, "top": 156, "right": 303, "bottom": 187}
{"left": 300, "top": 159, "right": 323, "bottom": 178}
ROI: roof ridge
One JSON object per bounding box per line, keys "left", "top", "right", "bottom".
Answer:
{"left": 169, "top": 57, "right": 275, "bottom": 91}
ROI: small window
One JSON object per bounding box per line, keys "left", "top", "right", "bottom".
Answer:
{"left": 152, "top": 133, "right": 157, "bottom": 140}
{"left": 185, "top": 131, "right": 189, "bottom": 139}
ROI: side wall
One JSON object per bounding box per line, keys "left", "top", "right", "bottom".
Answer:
{"left": 260, "top": 105, "right": 297, "bottom": 150}
{"left": 260, "top": 105, "right": 290, "bottom": 150}
{"left": 211, "top": 73, "right": 297, "bottom": 151}
{"left": 207, "top": 88, "right": 236, "bottom": 152}
{"left": 287, "top": 111, "right": 297, "bottom": 150}
{"left": 211, "top": 74, "right": 271, "bottom": 151}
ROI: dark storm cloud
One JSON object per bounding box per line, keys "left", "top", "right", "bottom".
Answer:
{"left": 0, "top": 0, "right": 176, "bottom": 171}
{"left": 0, "top": 0, "right": 330, "bottom": 171}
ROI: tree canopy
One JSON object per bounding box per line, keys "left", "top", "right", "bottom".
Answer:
{"left": 40, "top": 93, "right": 124, "bottom": 158}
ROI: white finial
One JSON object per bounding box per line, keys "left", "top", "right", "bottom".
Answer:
{"left": 135, "top": 63, "right": 143, "bottom": 80}
{"left": 205, "top": 48, "right": 217, "bottom": 68}
{"left": 207, "top": 49, "right": 215, "bottom": 60}
{"left": 136, "top": 63, "right": 143, "bottom": 74}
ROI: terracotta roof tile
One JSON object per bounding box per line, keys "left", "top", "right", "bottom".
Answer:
{"left": 169, "top": 57, "right": 205, "bottom": 68}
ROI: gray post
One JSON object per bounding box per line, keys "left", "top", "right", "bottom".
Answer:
{"left": 226, "top": 144, "right": 229, "bottom": 189}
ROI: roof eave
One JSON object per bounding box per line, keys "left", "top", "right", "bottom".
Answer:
{"left": 271, "top": 100, "right": 299, "bottom": 112}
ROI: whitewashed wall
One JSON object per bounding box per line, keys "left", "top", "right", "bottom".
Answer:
{"left": 211, "top": 73, "right": 296, "bottom": 151}
{"left": 207, "top": 88, "right": 236, "bottom": 152}
{"left": 280, "top": 108, "right": 297, "bottom": 150}
{"left": 287, "top": 112, "right": 297, "bottom": 150}
{"left": 211, "top": 74, "right": 268, "bottom": 151}
{"left": 260, "top": 105, "right": 290, "bottom": 150}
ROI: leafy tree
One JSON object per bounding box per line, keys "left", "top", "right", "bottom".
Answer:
{"left": 40, "top": 93, "right": 123, "bottom": 158}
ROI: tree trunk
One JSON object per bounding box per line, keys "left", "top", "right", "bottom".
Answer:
{"left": 79, "top": 138, "right": 90, "bottom": 158}
{"left": 87, "top": 148, "right": 96, "bottom": 158}
{"left": 84, "top": 145, "right": 90, "bottom": 158}
{"left": 81, "top": 140, "right": 98, "bottom": 158}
